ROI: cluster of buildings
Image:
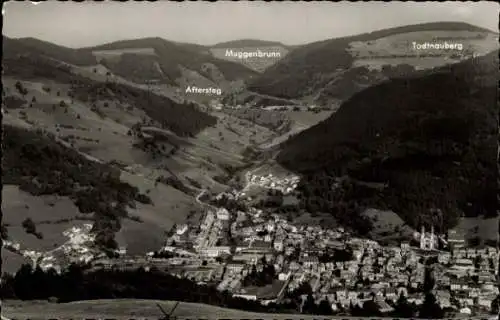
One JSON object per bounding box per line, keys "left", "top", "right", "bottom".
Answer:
{"left": 158, "top": 200, "right": 499, "bottom": 316}
{"left": 3, "top": 167, "right": 498, "bottom": 317}
{"left": 3, "top": 223, "right": 100, "bottom": 273}
{"left": 240, "top": 172, "right": 300, "bottom": 196}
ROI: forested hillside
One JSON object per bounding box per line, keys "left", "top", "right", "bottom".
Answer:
{"left": 2, "top": 125, "right": 152, "bottom": 250}
{"left": 277, "top": 51, "right": 498, "bottom": 233}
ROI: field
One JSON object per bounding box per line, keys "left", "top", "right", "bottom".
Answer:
{"left": 453, "top": 216, "right": 499, "bottom": 243}
{"left": 348, "top": 31, "right": 499, "bottom": 71}
{"left": 1, "top": 299, "right": 340, "bottom": 319}
{"left": 2, "top": 248, "right": 31, "bottom": 275}
{"left": 92, "top": 47, "right": 157, "bottom": 58}
{"left": 210, "top": 46, "right": 289, "bottom": 73}
{"left": 2, "top": 185, "right": 92, "bottom": 253}
{"left": 259, "top": 110, "right": 332, "bottom": 150}
{"left": 362, "top": 208, "right": 415, "bottom": 244}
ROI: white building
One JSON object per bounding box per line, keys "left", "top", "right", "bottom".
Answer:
{"left": 273, "top": 239, "right": 284, "bottom": 251}
{"left": 420, "top": 226, "right": 436, "bottom": 250}
{"left": 216, "top": 208, "right": 230, "bottom": 220}
{"left": 199, "top": 246, "right": 231, "bottom": 258}
{"left": 176, "top": 224, "right": 188, "bottom": 235}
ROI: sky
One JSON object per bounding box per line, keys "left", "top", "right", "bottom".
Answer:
{"left": 3, "top": 1, "right": 498, "bottom": 48}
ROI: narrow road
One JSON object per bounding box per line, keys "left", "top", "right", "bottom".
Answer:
{"left": 195, "top": 189, "right": 208, "bottom": 204}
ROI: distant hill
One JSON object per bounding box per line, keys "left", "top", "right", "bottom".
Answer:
{"left": 276, "top": 51, "right": 498, "bottom": 234}
{"left": 3, "top": 36, "right": 259, "bottom": 99}
{"left": 85, "top": 37, "right": 258, "bottom": 85}
{"left": 3, "top": 36, "right": 97, "bottom": 66}
{"left": 212, "top": 39, "right": 288, "bottom": 48}
{"left": 248, "top": 22, "right": 498, "bottom": 105}
{"left": 210, "top": 39, "right": 291, "bottom": 73}
{"left": 2, "top": 51, "right": 217, "bottom": 137}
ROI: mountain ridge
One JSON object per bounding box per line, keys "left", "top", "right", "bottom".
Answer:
{"left": 212, "top": 39, "right": 290, "bottom": 48}
{"left": 247, "top": 21, "right": 498, "bottom": 104}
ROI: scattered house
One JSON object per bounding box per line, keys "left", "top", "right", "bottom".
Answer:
{"left": 216, "top": 208, "right": 230, "bottom": 220}
{"left": 176, "top": 224, "right": 188, "bottom": 235}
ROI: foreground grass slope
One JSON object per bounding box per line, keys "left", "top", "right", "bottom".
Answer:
{"left": 277, "top": 51, "right": 498, "bottom": 234}
{"left": 1, "top": 299, "right": 325, "bottom": 319}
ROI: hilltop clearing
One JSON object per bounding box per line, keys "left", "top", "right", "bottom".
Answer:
{"left": 212, "top": 39, "right": 289, "bottom": 48}
{"left": 210, "top": 46, "right": 290, "bottom": 73}
{"left": 84, "top": 37, "right": 258, "bottom": 84}
{"left": 247, "top": 22, "right": 498, "bottom": 106}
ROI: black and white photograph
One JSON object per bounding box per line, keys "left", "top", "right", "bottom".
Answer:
{"left": 1, "top": 1, "right": 499, "bottom": 319}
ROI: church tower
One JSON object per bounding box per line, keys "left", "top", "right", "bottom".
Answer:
{"left": 430, "top": 226, "right": 435, "bottom": 250}
{"left": 420, "top": 226, "right": 425, "bottom": 249}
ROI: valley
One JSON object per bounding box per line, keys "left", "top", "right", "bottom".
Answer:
{"left": 1, "top": 12, "right": 499, "bottom": 319}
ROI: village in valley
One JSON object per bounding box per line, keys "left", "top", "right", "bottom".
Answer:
{"left": 1, "top": 149, "right": 498, "bottom": 317}
{"left": 87, "top": 171, "right": 499, "bottom": 317}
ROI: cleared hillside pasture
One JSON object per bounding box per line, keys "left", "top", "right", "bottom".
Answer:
{"left": 248, "top": 22, "right": 497, "bottom": 102}
{"left": 2, "top": 124, "right": 152, "bottom": 250}
{"left": 256, "top": 111, "right": 331, "bottom": 151}
{"left": 1, "top": 186, "right": 93, "bottom": 252}
{"left": 2, "top": 248, "right": 32, "bottom": 275}
{"left": 116, "top": 169, "right": 201, "bottom": 253}
{"left": 6, "top": 222, "right": 78, "bottom": 254}
{"left": 349, "top": 31, "right": 498, "bottom": 73}
{"left": 348, "top": 30, "right": 498, "bottom": 60}
{"left": 69, "top": 79, "right": 217, "bottom": 137}
{"left": 222, "top": 89, "right": 299, "bottom": 107}
{"left": 362, "top": 208, "right": 415, "bottom": 244}
{"left": 84, "top": 37, "right": 258, "bottom": 83}
{"left": 92, "top": 47, "right": 157, "bottom": 58}
{"left": 210, "top": 46, "right": 289, "bottom": 72}
{"left": 453, "top": 216, "right": 499, "bottom": 245}
{"left": 1, "top": 185, "right": 87, "bottom": 225}
{"left": 2, "top": 77, "right": 148, "bottom": 166}
{"left": 285, "top": 110, "right": 333, "bottom": 128}
{"left": 180, "top": 112, "right": 274, "bottom": 167}
{"left": 212, "top": 39, "right": 289, "bottom": 48}
{"left": 3, "top": 54, "right": 218, "bottom": 138}
{"left": 114, "top": 218, "right": 168, "bottom": 255}
{"left": 223, "top": 108, "right": 291, "bottom": 133}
